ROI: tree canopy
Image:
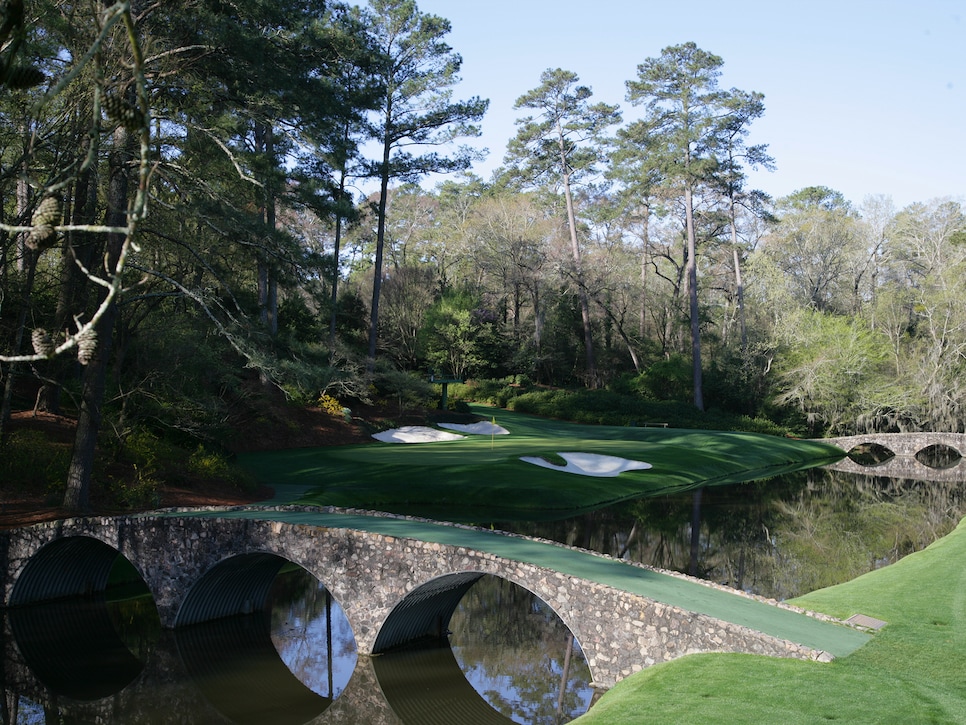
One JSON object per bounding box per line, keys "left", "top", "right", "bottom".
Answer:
{"left": 2, "top": 6, "right": 964, "bottom": 511}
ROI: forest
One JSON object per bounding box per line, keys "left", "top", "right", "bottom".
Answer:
{"left": 2, "top": 1, "right": 965, "bottom": 510}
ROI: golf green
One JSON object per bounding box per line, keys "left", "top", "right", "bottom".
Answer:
{"left": 239, "top": 406, "right": 844, "bottom": 522}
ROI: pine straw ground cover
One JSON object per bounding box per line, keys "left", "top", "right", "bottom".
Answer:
{"left": 238, "top": 405, "right": 844, "bottom": 523}
{"left": 573, "top": 516, "right": 966, "bottom": 724}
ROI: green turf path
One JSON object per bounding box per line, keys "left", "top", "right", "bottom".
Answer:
{"left": 183, "top": 505, "right": 871, "bottom": 658}
{"left": 238, "top": 405, "right": 845, "bottom": 522}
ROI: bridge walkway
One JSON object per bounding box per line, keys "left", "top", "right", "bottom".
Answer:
{"left": 182, "top": 502, "right": 871, "bottom": 660}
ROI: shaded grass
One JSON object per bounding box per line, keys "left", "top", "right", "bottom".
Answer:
{"left": 574, "top": 517, "right": 966, "bottom": 724}
{"left": 239, "top": 405, "right": 843, "bottom": 522}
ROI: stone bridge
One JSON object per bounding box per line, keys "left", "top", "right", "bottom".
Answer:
{"left": 0, "top": 509, "right": 866, "bottom": 697}
{"left": 822, "top": 433, "right": 966, "bottom": 482}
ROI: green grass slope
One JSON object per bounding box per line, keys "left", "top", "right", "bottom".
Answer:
{"left": 239, "top": 406, "right": 843, "bottom": 522}
{"left": 574, "top": 516, "right": 966, "bottom": 724}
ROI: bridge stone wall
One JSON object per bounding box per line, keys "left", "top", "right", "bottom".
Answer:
{"left": 822, "top": 433, "right": 966, "bottom": 482}
{"left": 1, "top": 512, "right": 825, "bottom": 688}
{"left": 824, "top": 432, "right": 966, "bottom": 458}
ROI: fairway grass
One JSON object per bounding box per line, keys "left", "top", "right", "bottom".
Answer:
{"left": 573, "top": 516, "right": 966, "bottom": 724}
{"left": 239, "top": 406, "right": 843, "bottom": 522}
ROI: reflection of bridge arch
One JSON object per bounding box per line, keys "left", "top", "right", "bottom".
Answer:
{"left": 2, "top": 511, "right": 861, "bottom": 689}
{"left": 822, "top": 433, "right": 966, "bottom": 482}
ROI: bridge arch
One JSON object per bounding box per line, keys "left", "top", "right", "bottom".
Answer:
{"left": 2, "top": 513, "right": 841, "bottom": 689}
{"left": 175, "top": 551, "right": 287, "bottom": 626}
{"left": 9, "top": 535, "right": 128, "bottom": 606}
{"left": 374, "top": 570, "right": 484, "bottom": 652}
{"left": 822, "top": 433, "right": 966, "bottom": 482}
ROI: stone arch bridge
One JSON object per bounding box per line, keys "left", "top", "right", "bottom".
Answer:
{"left": 822, "top": 433, "right": 966, "bottom": 482}
{"left": 1, "top": 508, "right": 867, "bottom": 694}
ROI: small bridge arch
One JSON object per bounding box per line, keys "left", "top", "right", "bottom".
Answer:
{"left": 822, "top": 433, "right": 966, "bottom": 482}
{"left": 2, "top": 512, "right": 845, "bottom": 689}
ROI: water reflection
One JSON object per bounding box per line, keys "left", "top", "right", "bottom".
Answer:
{"left": 373, "top": 575, "right": 594, "bottom": 724}
{"left": 7, "top": 595, "right": 148, "bottom": 700}
{"left": 449, "top": 575, "right": 595, "bottom": 724}
{"left": 2, "top": 566, "right": 590, "bottom": 723}
{"left": 494, "top": 468, "right": 966, "bottom": 600}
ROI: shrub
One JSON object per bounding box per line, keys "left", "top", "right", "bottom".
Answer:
{"left": 0, "top": 430, "right": 71, "bottom": 493}
{"left": 106, "top": 466, "right": 161, "bottom": 510}
{"left": 187, "top": 445, "right": 257, "bottom": 492}
{"left": 317, "top": 393, "right": 344, "bottom": 416}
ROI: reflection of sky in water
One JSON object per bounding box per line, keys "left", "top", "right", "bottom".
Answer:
{"left": 454, "top": 647, "right": 594, "bottom": 725}
{"left": 13, "top": 697, "right": 45, "bottom": 724}
{"left": 448, "top": 577, "right": 595, "bottom": 724}
{"left": 270, "top": 580, "right": 357, "bottom": 699}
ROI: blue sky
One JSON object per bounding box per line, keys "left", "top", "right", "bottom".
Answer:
{"left": 413, "top": 0, "right": 964, "bottom": 209}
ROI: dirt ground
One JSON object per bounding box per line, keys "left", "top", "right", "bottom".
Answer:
{"left": 0, "top": 398, "right": 458, "bottom": 529}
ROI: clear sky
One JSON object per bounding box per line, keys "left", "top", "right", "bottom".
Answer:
{"left": 413, "top": 0, "right": 964, "bottom": 210}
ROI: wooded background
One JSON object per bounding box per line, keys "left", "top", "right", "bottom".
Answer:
{"left": 2, "top": 1, "right": 964, "bottom": 508}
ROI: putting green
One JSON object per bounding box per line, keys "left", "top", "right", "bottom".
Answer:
{"left": 239, "top": 406, "right": 844, "bottom": 522}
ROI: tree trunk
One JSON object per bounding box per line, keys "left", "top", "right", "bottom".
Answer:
{"left": 63, "top": 127, "right": 130, "bottom": 511}
{"left": 559, "top": 135, "right": 597, "bottom": 388}
{"left": 730, "top": 198, "right": 747, "bottom": 352}
{"left": 685, "top": 184, "right": 704, "bottom": 411}
{"left": 255, "top": 123, "right": 278, "bottom": 339}
{"left": 39, "top": 127, "right": 99, "bottom": 415}
{"left": 367, "top": 129, "right": 392, "bottom": 374}
{"left": 0, "top": 249, "right": 38, "bottom": 441}
{"left": 639, "top": 203, "right": 650, "bottom": 340}
{"left": 328, "top": 172, "right": 348, "bottom": 358}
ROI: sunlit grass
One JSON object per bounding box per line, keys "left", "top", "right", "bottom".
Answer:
{"left": 574, "top": 517, "right": 966, "bottom": 724}
{"left": 239, "top": 405, "right": 842, "bottom": 522}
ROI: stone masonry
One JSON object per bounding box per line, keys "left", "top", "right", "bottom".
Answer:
{"left": 1, "top": 511, "right": 832, "bottom": 689}
{"left": 823, "top": 432, "right": 966, "bottom": 482}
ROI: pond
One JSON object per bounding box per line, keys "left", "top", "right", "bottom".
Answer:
{"left": 2, "top": 466, "right": 964, "bottom": 723}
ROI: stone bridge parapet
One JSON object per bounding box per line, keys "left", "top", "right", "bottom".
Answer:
{"left": 2, "top": 511, "right": 832, "bottom": 689}
{"left": 822, "top": 433, "right": 966, "bottom": 482}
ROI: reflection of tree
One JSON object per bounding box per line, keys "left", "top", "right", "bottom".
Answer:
{"left": 448, "top": 576, "right": 593, "bottom": 724}
{"left": 760, "top": 470, "right": 966, "bottom": 599}
{"left": 268, "top": 567, "right": 357, "bottom": 699}
{"left": 507, "top": 468, "right": 966, "bottom": 601}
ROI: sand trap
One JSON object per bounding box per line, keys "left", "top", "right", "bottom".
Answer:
{"left": 372, "top": 426, "right": 465, "bottom": 444}
{"left": 520, "top": 452, "right": 652, "bottom": 477}
{"left": 438, "top": 421, "right": 510, "bottom": 436}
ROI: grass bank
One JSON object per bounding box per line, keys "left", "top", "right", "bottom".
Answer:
{"left": 239, "top": 405, "right": 842, "bottom": 522}
{"left": 574, "top": 516, "right": 966, "bottom": 724}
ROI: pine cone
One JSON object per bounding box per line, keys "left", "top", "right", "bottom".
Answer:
{"left": 26, "top": 194, "right": 61, "bottom": 251}
{"left": 31, "top": 328, "right": 55, "bottom": 357}
{"left": 2, "top": 64, "right": 45, "bottom": 90}
{"left": 102, "top": 93, "right": 143, "bottom": 132}
{"left": 77, "top": 329, "right": 98, "bottom": 365}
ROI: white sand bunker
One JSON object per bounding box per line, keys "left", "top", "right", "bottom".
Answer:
{"left": 520, "top": 452, "right": 652, "bottom": 477}
{"left": 372, "top": 426, "right": 465, "bottom": 444}
{"left": 438, "top": 421, "right": 510, "bottom": 436}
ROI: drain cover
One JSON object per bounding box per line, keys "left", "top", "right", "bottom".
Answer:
{"left": 846, "top": 613, "right": 888, "bottom": 630}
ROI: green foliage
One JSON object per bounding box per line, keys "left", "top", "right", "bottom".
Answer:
{"left": 373, "top": 366, "right": 435, "bottom": 413}
{"left": 448, "top": 378, "right": 529, "bottom": 408}
{"left": 187, "top": 445, "right": 233, "bottom": 479}
{"left": 499, "top": 387, "right": 787, "bottom": 435}
{"left": 770, "top": 309, "right": 893, "bottom": 435}
{"left": 632, "top": 354, "right": 692, "bottom": 402}
{"left": 115, "top": 428, "right": 255, "bottom": 498}
{"left": 0, "top": 430, "right": 71, "bottom": 496}
{"left": 106, "top": 467, "right": 162, "bottom": 510}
